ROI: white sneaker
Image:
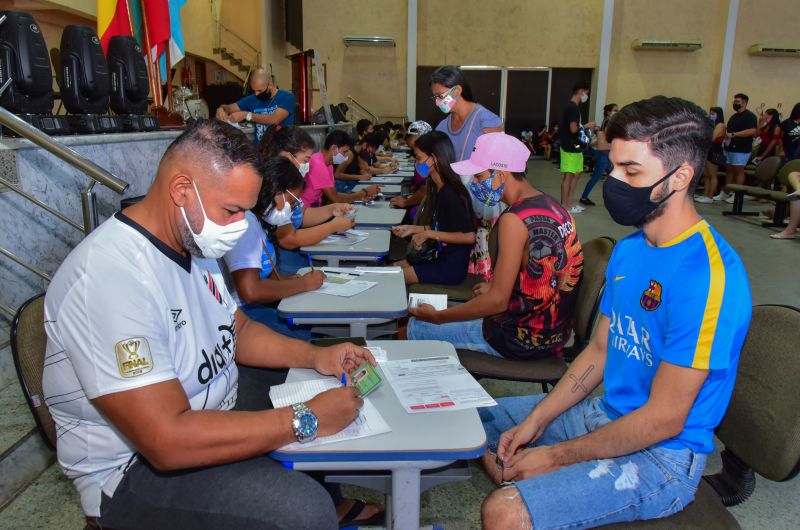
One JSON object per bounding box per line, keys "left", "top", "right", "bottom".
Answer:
{"left": 694, "top": 195, "right": 714, "bottom": 204}
{"left": 713, "top": 192, "right": 729, "bottom": 201}
{"left": 569, "top": 206, "right": 584, "bottom": 214}
{"left": 725, "top": 195, "right": 735, "bottom": 204}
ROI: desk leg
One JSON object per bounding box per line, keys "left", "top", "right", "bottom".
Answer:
{"left": 349, "top": 322, "right": 368, "bottom": 337}
{"left": 324, "top": 257, "right": 340, "bottom": 267}
{"left": 390, "top": 467, "right": 421, "bottom": 530}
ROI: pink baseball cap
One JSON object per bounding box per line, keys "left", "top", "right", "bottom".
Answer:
{"left": 451, "top": 132, "right": 530, "bottom": 176}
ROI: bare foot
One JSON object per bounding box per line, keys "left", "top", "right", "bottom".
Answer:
{"left": 770, "top": 231, "right": 796, "bottom": 240}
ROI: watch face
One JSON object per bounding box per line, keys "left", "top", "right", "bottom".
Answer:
{"left": 297, "top": 411, "right": 318, "bottom": 436}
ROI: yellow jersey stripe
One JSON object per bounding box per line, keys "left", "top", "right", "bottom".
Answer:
{"left": 692, "top": 226, "right": 726, "bottom": 369}
{"left": 661, "top": 219, "right": 709, "bottom": 248}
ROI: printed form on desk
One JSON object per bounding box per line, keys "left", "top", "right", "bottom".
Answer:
{"left": 381, "top": 356, "right": 497, "bottom": 413}
{"left": 269, "top": 378, "right": 391, "bottom": 449}
{"left": 315, "top": 280, "right": 377, "bottom": 297}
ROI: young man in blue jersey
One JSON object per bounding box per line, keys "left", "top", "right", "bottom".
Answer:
{"left": 479, "top": 96, "right": 752, "bottom": 530}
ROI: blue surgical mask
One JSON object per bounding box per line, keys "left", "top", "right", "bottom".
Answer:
{"left": 415, "top": 157, "right": 432, "bottom": 178}
{"left": 470, "top": 171, "right": 505, "bottom": 206}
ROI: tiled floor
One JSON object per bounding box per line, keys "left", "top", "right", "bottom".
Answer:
{"left": 1, "top": 160, "right": 797, "bottom": 529}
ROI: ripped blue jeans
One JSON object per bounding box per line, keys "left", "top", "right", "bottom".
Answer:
{"left": 480, "top": 395, "right": 707, "bottom": 530}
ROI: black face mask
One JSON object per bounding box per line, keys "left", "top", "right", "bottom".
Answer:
{"left": 602, "top": 166, "right": 679, "bottom": 226}
{"left": 733, "top": 103, "right": 742, "bottom": 111}
{"left": 256, "top": 87, "right": 275, "bottom": 101}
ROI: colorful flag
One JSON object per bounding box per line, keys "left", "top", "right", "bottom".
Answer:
{"left": 97, "top": 0, "right": 132, "bottom": 54}
{"left": 142, "top": 0, "right": 170, "bottom": 63}
{"left": 159, "top": 0, "right": 187, "bottom": 80}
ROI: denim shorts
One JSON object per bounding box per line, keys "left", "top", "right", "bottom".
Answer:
{"left": 725, "top": 150, "right": 750, "bottom": 166}
{"left": 406, "top": 317, "right": 503, "bottom": 357}
{"left": 480, "top": 394, "right": 707, "bottom": 529}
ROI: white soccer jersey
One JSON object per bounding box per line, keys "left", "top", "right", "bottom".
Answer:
{"left": 43, "top": 212, "right": 239, "bottom": 516}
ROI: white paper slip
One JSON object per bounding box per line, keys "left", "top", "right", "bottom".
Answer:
{"left": 381, "top": 356, "right": 497, "bottom": 413}
{"left": 269, "top": 378, "right": 391, "bottom": 449}
{"left": 371, "top": 176, "right": 402, "bottom": 183}
{"left": 408, "top": 293, "right": 448, "bottom": 311}
{"left": 320, "top": 230, "right": 369, "bottom": 245}
{"left": 315, "top": 280, "right": 377, "bottom": 297}
{"left": 355, "top": 266, "right": 402, "bottom": 274}
{"left": 320, "top": 267, "right": 364, "bottom": 277}
{"left": 365, "top": 345, "right": 388, "bottom": 363}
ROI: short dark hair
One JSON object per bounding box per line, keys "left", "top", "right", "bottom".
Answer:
{"left": 606, "top": 96, "right": 712, "bottom": 193}
{"left": 734, "top": 93, "right": 749, "bottom": 102}
{"left": 324, "top": 130, "right": 355, "bottom": 150}
{"left": 164, "top": 119, "right": 259, "bottom": 177}
{"left": 430, "top": 65, "right": 475, "bottom": 102}
{"left": 356, "top": 119, "right": 373, "bottom": 136}
{"left": 573, "top": 81, "right": 590, "bottom": 94}
{"left": 258, "top": 126, "right": 315, "bottom": 159}
{"left": 362, "top": 132, "right": 384, "bottom": 149}
{"left": 255, "top": 156, "right": 304, "bottom": 225}
{"left": 511, "top": 171, "right": 527, "bottom": 182}
{"left": 790, "top": 102, "right": 800, "bottom": 120}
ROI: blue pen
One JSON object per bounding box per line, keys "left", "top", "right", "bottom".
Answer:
{"left": 307, "top": 254, "right": 314, "bottom": 271}
{"left": 341, "top": 372, "right": 347, "bottom": 386}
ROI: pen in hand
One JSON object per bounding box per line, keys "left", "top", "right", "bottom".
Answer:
{"left": 341, "top": 372, "right": 347, "bottom": 386}
{"left": 307, "top": 254, "right": 314, "bottom": 271}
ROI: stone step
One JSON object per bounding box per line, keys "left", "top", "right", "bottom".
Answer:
{"left": 0, "top": 380, "right": 54, "bottom": 509}
{"left": 0, "top": 316, "right": 13, "bottom": 391}
{"left": 0, "top": 463, "right": 83, "bottom": 529}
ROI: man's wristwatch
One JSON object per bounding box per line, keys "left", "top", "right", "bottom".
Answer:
{"left": 291, "top": 403, "right": 319, "bottom": 443}
{"left": 246, "top": 111, "right": 253, "bottom": 122}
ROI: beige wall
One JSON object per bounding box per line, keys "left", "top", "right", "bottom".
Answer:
{"left": 302, "top": 0, "right": 408, "bottom": 121}
{"left": 726, "top": 0, "right": 800, "bottom": 112}
{"left": 417, "top": 0, "right": 603, "bottom": 68}
{"left": 606, "top": 0, "right": 729, "bottom": 109}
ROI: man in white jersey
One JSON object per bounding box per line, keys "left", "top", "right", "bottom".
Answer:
{"left": 43, "top": 120, "right": 378, "bottom": 529}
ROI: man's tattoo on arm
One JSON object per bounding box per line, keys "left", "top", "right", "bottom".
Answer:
{"left": 569, "top": 364, "right": 595, "bottom": 394}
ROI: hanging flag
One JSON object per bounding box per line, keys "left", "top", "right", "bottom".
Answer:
{"left": 97, "top": 0, "right": 132, "bottom": 54}
{"left": 159, "top": 0, "right": 188, "bottom": 80}
{"left": 142, "top": 0, "right": 170, "bottom": 63}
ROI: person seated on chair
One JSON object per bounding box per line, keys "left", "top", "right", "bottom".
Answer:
{"left": 300, "top": 130, "right": 381, "bottom": 208}
{"left": 477, "top": 96, "right": 752, "bottom": 530}
{"left": 391, "top": 121, "right": 434, "bottom": 216}
{"left": 392, "top": 131, "right": 477, "bottom": 286}
{"left": 214, "top": 68, "right": 294, "bottom": 144}
{"left": 538, "top": 125, "right": 552, "bottom": 160}
{"left": 221, "top": 157, "right": 332, "bottom": 339}
{"left": 42, "top": 119, "right": 384, "bottom": 529}
{"left": 406, "top": 132, "right": 583, "bottom": 360}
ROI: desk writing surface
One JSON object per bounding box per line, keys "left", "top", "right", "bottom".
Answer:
{"left": 354, "top": 184, "right": 402, "bottom": 196}
{"left": 271, "top": 340, "right": 487, "bottom": 461}
{"left": 358, "top": 175, "right": 404, "bottom": 185}
{"left": 354, "top": 202, "right": 406, "bottom": 228}
{"left": 300, "top": 229, "right": 390, "bottom": 256}
{"left": 277, "top": 268, "right": 407, "bottom": 319}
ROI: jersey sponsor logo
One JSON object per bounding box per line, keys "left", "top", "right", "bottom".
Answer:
{"left": 171, "top": 309, "right": 187, "bottom": 331}
{"left": 640, "top": 280, "right": 663, "bottom": 311}
{"left": 197, "top": 321, "right": 237, "bottom": 385}
{"left": 114, "top": 337, "right": 154, "bottom": 378}
{"left": 609, "top": 308, "right": 654, "bottom": 367}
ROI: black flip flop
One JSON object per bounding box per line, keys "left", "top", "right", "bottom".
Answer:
{"left": 338, "top": 499, "right": 386, "bottom": 529}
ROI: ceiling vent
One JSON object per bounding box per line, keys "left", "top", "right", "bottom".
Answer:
{"left": 632, "top": 39, "right": 702, "bottom": 51}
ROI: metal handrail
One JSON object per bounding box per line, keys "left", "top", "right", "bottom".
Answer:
{"left": 0, "top": 175, "right": 84, "bottom": 232}
{"left": 346, "top": 95, "right": 378, "bottom": 123}
{"left": 0, "top": 247, "right": 51, "bottom": 282}
{"left": 0, "top": 106, "right": 128, "bottom": 194}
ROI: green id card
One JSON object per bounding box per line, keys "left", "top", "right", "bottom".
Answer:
{"left": 351, "top": 363, "right": 382, "bottom": 397}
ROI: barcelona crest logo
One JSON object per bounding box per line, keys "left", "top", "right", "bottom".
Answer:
{"left": 640, "top": 280, "right": 663, "bottom": 311}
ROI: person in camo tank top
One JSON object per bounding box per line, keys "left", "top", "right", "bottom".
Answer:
{"left": 406, "top": 132, "right": 583, "bottom": 360}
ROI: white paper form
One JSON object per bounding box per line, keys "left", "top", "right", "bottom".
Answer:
{"left": 269, "top": 378, "right": 391, "bottom": 449}
{"left": 408, "top": 293, "right": 448, "bottom": 311}
{"left": 370, "top": 176, "right": 403, "bottom": 184}
{"left": 365, "top": 345, "right": 388, "bottom": 363}
{"left": 381, "top": 356, "right": 497, "bottom": 413}
{"left": 315, "top": 279, "right": 377, "bottom": 297}
{"left": 320, "top": 230, "right": 370, "bottom": 245}
{"left": 355, "top": 266, "right": 402, "bottom": 274}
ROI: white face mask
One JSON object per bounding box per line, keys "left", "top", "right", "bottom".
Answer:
{"left": 290, "top": 153, "right": 310, "bottom": 177}
{"left": 332, "top": 149, "right": 349, "bottom": 165}
{"left": 580, "top": 93, "right": 589, "bottom": 104}
{"left": 263, "top": 194, "right": 293, "bottom": 226}
{"left": 180, "top": 180, "right": 248, "bottom": 259}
